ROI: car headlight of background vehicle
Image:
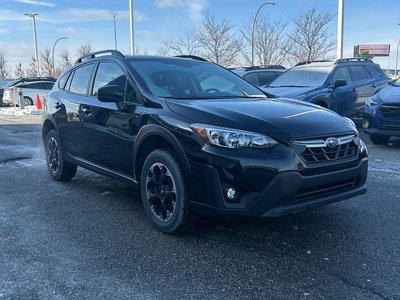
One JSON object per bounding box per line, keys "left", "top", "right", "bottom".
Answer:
{"left": 366, "top": 97, "right": 378, "bottom": 107}
{"left": 190, "top": 124, "right": 278, "bottom": 149}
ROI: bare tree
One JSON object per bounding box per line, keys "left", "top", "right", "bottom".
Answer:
{"left": 77, "top": 42, "right": 92, "bottom": 57}
{"left": 288, "top": 8, "right": 335, "bottom": 63}
{"left": 161, "top": 31, "right": 200, "bottom": 56}
{"left": 155, "top": 46, "right": 172, "bottom": 57}
{"left": 241, "top": 17, "right": 291, "bottom": 66}
{"left": 27, "top": 57, "right": 38, "bottom": 77}
{"left": 0, "top": 52, "right": 9, "bottom": 79}
{"left": 196, "top": 10, "right": 242, "bottom": 67}
{"left": 41, "top": 47, "right": 53, "bottom": 77}
{"left": 59, "top": 48, "right": 73, "bottom": 71}
{"left": 14, "top": 62, "right": 25, "bottom": 78}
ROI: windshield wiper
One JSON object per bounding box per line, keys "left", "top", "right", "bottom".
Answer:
{"left": 268, "top": 85, "right": 309, "bottom": 88}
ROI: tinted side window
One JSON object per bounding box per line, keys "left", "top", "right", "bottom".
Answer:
{"left": 259, "top": 71, "right": 279, "bottom": 86}
{"left": 45, "top": 82, "right": 54, "bottom": 90}
{"left": 366, "top": 65, "right": 381, "bottom": 78}
{"left": 69, "top": 64, "right": 95, "bottom": 94}
{"left": 350, "top": 66, "right": 368, "bottom": 81}
{"left": 332, "top": 67, "right": 352, "bottom": 84}
{"left": 92, "top": 62, "right": 126, "bottom": 96}
{"left": 65, "top": 71, "right": 74, "bottom": 91}
{"left": 243, "top": 73, "right": 259, "bottom": 86}
{"left": 58, "top": 72, "right": 70, "bottom": 89}
{"left": 26, "top": 83, "right": 39, "bottom": 89}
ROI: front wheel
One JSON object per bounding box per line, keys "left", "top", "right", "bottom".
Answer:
{"left": 45, "top": 129, "right": 77, "bottom": 181}
{"left": 140, "top": 149, "right": 190, "bottom": 233}
{"left": 369, "top": 134, "right": 389, "bottom": 145}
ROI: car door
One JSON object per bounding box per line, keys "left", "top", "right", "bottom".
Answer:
{"left": 329, "top": 66, "right": 355, "bottom": 116}
{"left": 80, "top": 61, "right": 145, "bottom": 177}
{"left": 56, "top": 63, "right": 96, "bottom": 158}
{"left": 349, "top": 65, "right": 374, "bottom": 115}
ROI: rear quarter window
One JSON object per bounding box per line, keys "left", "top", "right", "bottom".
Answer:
{"left": 58, "top": 72, "right": 70, "bottom": 89}
{"left": 366, "top": 65, "right": 382, "bottom": 78}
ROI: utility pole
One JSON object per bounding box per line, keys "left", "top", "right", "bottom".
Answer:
{"left": 25, "top": 13, "right": 40, "bottom": 76}
{"left": 129, "top": 0, "right": 134, "bottom": 55}
{"left": 113, "top": 13, "right": 118, "bottom": 50}
{"left": 337, "top": 0, "right": 344, "bottom": 59}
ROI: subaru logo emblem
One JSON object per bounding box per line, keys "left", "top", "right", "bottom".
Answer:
{"left": 326, "top": 137, "right": 339, "bottom": 148}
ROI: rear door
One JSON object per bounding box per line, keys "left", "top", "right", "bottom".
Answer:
{"left": 349, "top": 65, "right": 374, "bottom": 115}
{"left": 80, "top": 61, "right": 145, "bottom": 176}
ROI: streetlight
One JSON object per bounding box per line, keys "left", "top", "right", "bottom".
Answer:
{"left": 251, "top": 2, "right": 276, "bottom": 66}
{"left": 113, "top": 13, "right": 118, "bottom": 50}
{"left": 129, "top": 0, "right": 134, "bottom": 55}
{"left": 52, "top": 37, "right": 68, "bottom": 77}
{"left": 395, "top": 23, "right": 400, "bottom": 78}
{"left": 25, "top": 13, "right": 40, "bottom": 76}
{"left": 337, "top": 0, "right": 344, "bottom": 59}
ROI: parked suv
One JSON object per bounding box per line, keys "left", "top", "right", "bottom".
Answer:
{"left": 3, "top": 80, "right": 54, "bottom": 106}
{"left": 363, "top": 78, "right": 400, "bottom": 144}
{"left": 262, "top": 58, "right": 389, "bottom": 117}
{"left": 230, "top": 65, "right": 286, "bottom": 87}
{"left": 42, "top": 50, "right": 368, "bottom": 233}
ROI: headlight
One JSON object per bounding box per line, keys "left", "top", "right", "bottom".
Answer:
{"left": 366, "top": 98, "right": 378, "bottom": 107}
{"left": 190, "top": 124, "right": 278, "bottom": 149}
{"left": 343, "top": 117, "right": 358, "bottom": 132}
{"left": 360, "top": 138, "right": 368, "bottom": 155}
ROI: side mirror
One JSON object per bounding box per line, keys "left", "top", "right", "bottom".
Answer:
{"left": 334, "top": 79, "right": 347, "bottom": 88}
{"left": 98, "top": 85, "right": 124, "bottom": 102}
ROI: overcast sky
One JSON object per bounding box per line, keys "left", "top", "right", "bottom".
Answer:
{"left": 0, "top": 0, "right": 399, "bottom": 72}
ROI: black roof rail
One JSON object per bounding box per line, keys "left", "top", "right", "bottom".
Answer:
{"left": 295, "top": 60, "right": 332, "bottom": 66}
{"left": 244, "top": 65, "right": 285, "bottom": 71}
{"left": 74, "top": 49, "right": 124, "bottom": 65}
{"left": 335, "top": 57, "right": 373, "bottom": 64}
{"left": 174, "top": 55, "right": 208, "bottom": 62}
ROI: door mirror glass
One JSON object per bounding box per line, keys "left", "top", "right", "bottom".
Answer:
{"left": 334, "top": 79, "right": 347, "bottom": 88}
{"left": 98, "top": 85, "right": 124, "bottom": 102}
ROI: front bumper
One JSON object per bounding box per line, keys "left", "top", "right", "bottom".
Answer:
{"left": 190, "top": 145, "right": 368, "bottom": 217}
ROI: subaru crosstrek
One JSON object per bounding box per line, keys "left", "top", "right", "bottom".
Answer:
{"left": 363, "top": 78, "right": 400, "bottom": 144}
{"left": 42, "top": 50, "right": 368, "bottom": 233}
{"left": 262, "top": 58, "right": 388, "bottom": 117}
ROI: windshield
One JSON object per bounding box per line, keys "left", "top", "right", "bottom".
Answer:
{"left": 268, "top": 66, "right": 333, "bottom": 88}
{"left": 128, "top": 59, "right": 266, "bottom": 99}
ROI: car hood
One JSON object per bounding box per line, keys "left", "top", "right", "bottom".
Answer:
{"left": 262, "top": 86, "right": 319, "bottom": 98}
{"left": 376, "top": 85, "right": 400, "bottom": 105}
{"left": 166, "top": 98, "right": 355, "bottom": 142}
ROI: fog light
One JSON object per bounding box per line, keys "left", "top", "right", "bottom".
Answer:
{"left": 226, "top": 187, "right": 236, "bottom": 200}
{"left": 362, "top": 119, "right": 369, "bottom": 129}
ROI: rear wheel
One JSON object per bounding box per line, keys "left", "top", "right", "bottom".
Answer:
{"left": 45, "top": 129, "right": 77, "bottom": 181}
{"left": 24, "top": 96, "right": 33, "bottom": 106}
{"left": 369, "top": 134, "right": 389, "bottom": 145}
{"left": 140, "top": 149, "right": 190, "bottom": 233}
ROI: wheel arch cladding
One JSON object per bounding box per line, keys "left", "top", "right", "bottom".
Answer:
{"left": 42, "top": 119, "right": 56, "bottom": 142}
{"left": 134, "top": 125, "right": 191, "bottom": 182}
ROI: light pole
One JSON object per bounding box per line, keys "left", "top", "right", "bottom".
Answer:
{"left": 395, "top": 23, "right": 400, "bottom": 78}
{"left": 113, "top": 13, "right": 118, "bottom": 50}
{"left": 52, "top": 37, "right": 68, "bottom": 77}
{"left": 251, "top": 2, "right": 276, "bottom": 66}
{"left": 337, "top": 0, "right": 344, "bottom": 59}
{"left": 25, "top": 13, "right": 40, "bottom": 76}
{"left": 129, "top": 0, "right": 134, "bottom": 55}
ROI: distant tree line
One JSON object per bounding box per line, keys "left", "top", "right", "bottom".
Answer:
{"left": 0, "top": 7, "right": 335, "bottom": 80}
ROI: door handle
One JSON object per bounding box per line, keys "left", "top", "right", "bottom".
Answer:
{"left": 54, "top": 101, "right": 62, "bottom": 109}
{"left": 372, "top": 84, "right": 377, "bottom": 88}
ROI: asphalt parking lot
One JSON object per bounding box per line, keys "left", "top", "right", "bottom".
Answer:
{"left": 0, "top": 114, "right": 399, "bottom": 300}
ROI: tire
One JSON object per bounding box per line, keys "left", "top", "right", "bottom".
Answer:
{"left": 140, "top": 148, "right": 190, "bottom": 233}
{"left": 24, "top": 97, "right": 33, "bottom": 106}
{"left": 45, "top": 129, "right": 77, "bottom": 181}
{"left": 369, "top": 134, "right": 389, "bottom": 145}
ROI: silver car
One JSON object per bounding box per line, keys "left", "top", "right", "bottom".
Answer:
{"left": 3, "top": 80, "right": 54, "bottom": 106}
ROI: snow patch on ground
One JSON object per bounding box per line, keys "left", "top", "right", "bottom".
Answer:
{"left": 0, "top": 106, "right": 42, "bottom": 116}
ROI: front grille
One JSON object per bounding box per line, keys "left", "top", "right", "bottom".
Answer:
{"left": 293, "top": 134, "right": 358, "bottom": 165}
{"left": 379, "top": 106, "right": 400, "bottom": 119}
{"left": 293, "top": 177, "right": 358, "bottom": 203}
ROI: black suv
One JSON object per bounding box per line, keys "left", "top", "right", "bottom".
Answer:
{"left": 42, "top": 50, "right": 368, "bottom": 233}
